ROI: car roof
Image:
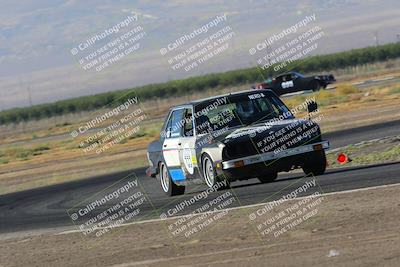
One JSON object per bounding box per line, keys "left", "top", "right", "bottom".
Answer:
{"left": 172, "top": 89, "right": 274, "bottom": 109}
{"left": 276, "top": 71, "right": 302, "bottom": 77}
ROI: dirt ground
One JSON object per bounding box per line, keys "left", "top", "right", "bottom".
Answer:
{"left": 1, "top": 84, "right": 399, "bottom": 195}
{"left": 1, "top": 183, "right": 399, "bottom": 267}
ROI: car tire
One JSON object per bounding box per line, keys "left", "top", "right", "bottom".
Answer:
{"left": 311, "top": 81, "right": 321, "bottom": 92}
{"left": 257, "top": 172, "right": 278, "bottom": 183}
{"left": 159, "top": 162, "right": 185, "bottom": 196}
{"left": 302, "top": 150, "right": 327, "bottom": 176}
{"left": 202, "top": 154, "right": 230, "bottom": 190}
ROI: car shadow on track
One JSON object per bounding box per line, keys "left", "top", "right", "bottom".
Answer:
{"left": 186, "top": 161, "right": 400, "bottom": 195}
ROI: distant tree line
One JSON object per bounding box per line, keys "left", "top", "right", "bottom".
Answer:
{"left": 1, "top": 42, "right": 399, "bottom": 125}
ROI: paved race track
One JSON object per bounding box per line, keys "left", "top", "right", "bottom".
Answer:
{"left": 0, "top": 120, "right": 399, "bottom": 234}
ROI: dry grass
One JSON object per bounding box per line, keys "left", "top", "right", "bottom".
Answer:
{"left": 328, "top": 58, "right": 400, "bottom": 82}
{"left": 0, "top": 71, "right": 399, "bottom": 195}
{"left": 336, "top": 83, "right": 358, "bottom": 95}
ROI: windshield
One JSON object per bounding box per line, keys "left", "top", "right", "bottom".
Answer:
{"left": 194, "top": 91, "right": 293, "bottom": 134}
{"left": 291, "top": 72, "right": 304, "bottom": 78}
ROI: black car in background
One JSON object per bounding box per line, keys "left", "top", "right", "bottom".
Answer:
{"left": 254, "top": 71, "right": 336, "bottom": 95}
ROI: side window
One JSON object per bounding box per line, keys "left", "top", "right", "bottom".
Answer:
{"left": 183, "top": 108, "right": 194, "bottom": 137}
{"left": 162, "top": 114, "right": 172, "bottom": 138}
{"left": 255, "top": 98, "right": 273, "bottom": 113}
{"left": 168, "top": 109, "right": 184, "bottom": 138}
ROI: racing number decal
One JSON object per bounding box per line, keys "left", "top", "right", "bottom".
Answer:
{"left": 248, "top": 92, "right": 265, "bottom": 99}
{"left": 281, "top": 81, "right": 294, "bottom": 89}
{"left": 182, "top": 144, "right": 194, "bottom": 174}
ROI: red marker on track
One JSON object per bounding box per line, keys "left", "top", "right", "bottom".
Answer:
{"left": 337, "top": 153, "right": 350, "bottom": 164}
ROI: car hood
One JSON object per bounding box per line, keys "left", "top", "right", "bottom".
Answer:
{"left": 218, "top": 119, "right": 305, "bottom": 140}
{"left": 212, "top": 119, "right": 321, "bottom": 160}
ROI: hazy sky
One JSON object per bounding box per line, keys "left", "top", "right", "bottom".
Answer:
{"left": 0, "top": 0, "right": 399, "bottom": 110}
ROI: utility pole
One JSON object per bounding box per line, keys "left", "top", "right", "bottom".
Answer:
{"left": 27, "top": 86, "right": 33, "bottom": 106}
{"left": 266, "top": 44, "right": 273, "bottom": 78}
{"left": 0, "top": 89, "right": 3, "bottom": 111}
{"left": 374, "top": 31, "right": 379, "bottom": 46}
{"left": 19, "top": 76, "right": 33, "bottom": 107}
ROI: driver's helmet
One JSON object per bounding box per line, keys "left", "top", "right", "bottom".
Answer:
{"left": 236, "top": 100, "right": 255, "bottom": 120}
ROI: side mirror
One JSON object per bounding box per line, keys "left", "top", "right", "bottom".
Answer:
{"left": 307, "top": 101, "right": 318, "bottom": 113}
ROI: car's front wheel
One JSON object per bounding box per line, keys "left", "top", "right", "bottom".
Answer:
{"left": 159, "top": 162, "right": 185, "bottom": 196}
{"left": 257, "top": 172, "right": 278, "bottom": 183}
{"left": 202, "top": 154, "right": 230, "bottom": 190}
{"left": 302, "top": 150, "right": 327, "bottom": 176}
{"left": 311, "top": 81, "right": 321, "bottom": 91}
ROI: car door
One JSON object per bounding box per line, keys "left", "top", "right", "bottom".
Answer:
{"left": 271, "top": 75, "right": 284, "bottom": 95}
{"left": 162, "top": 108, "right": 185, "bottom": 182}
{"left": 179, "top": 107, "right": 198, "bottom": 178}
{"left": 274, "top": 75, "right": 283, "bottom": 90}
{"left": 291, "top": 73, "right": 308, "bottom": 91}
{"left": 281, "top": 74, "right": 295, "bottom": 93}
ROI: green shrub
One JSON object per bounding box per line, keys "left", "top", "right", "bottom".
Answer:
{"left": 0, "top": 42, "right": 399, "bottom": 125}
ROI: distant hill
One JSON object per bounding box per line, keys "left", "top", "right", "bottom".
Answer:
{"left": 0, "top": 0, "right": 399, "bottom": 110}
{"left": 1, "top": 42, "right": 399, "bottom": 125}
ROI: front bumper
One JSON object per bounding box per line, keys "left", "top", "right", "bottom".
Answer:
{"left": 222, "top": 141, "right": 329, "bottom": 170}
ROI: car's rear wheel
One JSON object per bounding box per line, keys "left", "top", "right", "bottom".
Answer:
{"left": 202, "top": 154, "right": 230, "bottom": 190}
{"left": 311, "top": 81, "right": 321, "bottom": 91}
{"left": 159, "top": 162, "right": 185, "bottom": 196}
{"left": 302, "top": 150, "right": 327, "bottom": 176}
{"left": 257, "top": 172, "right": 278, "bottom": 183}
